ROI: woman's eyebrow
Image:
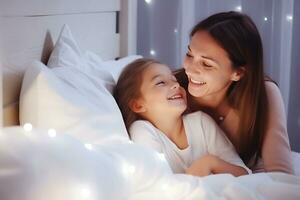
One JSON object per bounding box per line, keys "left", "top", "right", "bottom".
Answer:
{"left": 188, "top": 45, "right": 219, "bottom": 65}
{"left": 201, "top": 55, "right": 219, "bottom": 65}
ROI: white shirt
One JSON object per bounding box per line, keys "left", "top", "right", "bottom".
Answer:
{"left": 130, "top": 111, "right": 251, "bottom": 174}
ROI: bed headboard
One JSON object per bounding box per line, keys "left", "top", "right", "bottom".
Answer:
{"left": 0, "top": 0, "right": 137, "bottom": 127}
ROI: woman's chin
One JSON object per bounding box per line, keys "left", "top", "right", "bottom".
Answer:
{"left": 188, "top": 85, "right": 205, "bottom": 98}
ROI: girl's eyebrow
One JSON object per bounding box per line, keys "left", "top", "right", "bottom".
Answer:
{"left": 151, "top": 75, "right": 162, "bottom": 81}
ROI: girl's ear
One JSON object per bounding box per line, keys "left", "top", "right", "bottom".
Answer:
{"left": 231, "top": 67, "right": 246, "bottom": 82}
{"left": 129, "top": 99, "right": 146, "bottom": 113}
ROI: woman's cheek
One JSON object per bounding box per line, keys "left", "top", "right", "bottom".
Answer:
{"left": 183, "top": 59, "right": 188, "bottom": 70}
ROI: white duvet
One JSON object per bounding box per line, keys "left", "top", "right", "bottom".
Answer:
{"left": 0, "top": 127, "right": 299, "bottom": 200}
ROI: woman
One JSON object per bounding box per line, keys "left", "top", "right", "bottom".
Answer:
{"left": 175, "top": 11, "right": 294, "bottom": 174}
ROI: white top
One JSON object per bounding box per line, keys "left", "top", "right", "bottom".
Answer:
{"left": 130, "top": 111, "right": 251, "bottom": 174}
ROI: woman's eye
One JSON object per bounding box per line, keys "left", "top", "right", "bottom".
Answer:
{"left": 203, "top": 62, "right": 212, "bottom": 68}
{"left": 186, "top": 53, "right": 193, "bottom": 58}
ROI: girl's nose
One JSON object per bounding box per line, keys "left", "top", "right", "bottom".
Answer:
{"left": 171, "top": 81, "right": 180, "bottom": 89}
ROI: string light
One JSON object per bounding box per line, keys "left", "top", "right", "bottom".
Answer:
{"left": 48, "top": 128, "right": 57, "bottom": 138}
{"left": 235, "top": 6, "right": 242, "bottom": 12}
{"left": 162, "top": 183, "right": 169, "bottom": 190}
{"left": 157, "top": 153, "right": 166, "bottom": 161}
{"left": 286, "top": 15, "right": 293, "bottom": 22}
{"left": 122, "top": 162, "right": 136, "bottom": 176}
{"left": 150, "top": 49, "right": 156, "bottom": 56}
{"left": 80, "top": 187, "right": 91, "bottom": 199}
{"left": 84, "top": 143, "right": 93, "bottom": 150}
{"left": 264, "top": 17, "right": 268, "bottom": 21}
{"left": 23, "top": 123, "right": 33, "bottom": 132}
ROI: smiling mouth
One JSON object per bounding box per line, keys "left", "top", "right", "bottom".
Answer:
{"left": 167, "top": 94, "right": 183, "bottom": 100}
{"left": 190, "top": 78, "right": 206, "bottom": 85}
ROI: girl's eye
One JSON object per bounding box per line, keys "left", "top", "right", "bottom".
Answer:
{"left": 156, "top": 81, "right": 165, "bottom": 86}
{"left": 186, "top": 52, "right": 193, "bottom": 58}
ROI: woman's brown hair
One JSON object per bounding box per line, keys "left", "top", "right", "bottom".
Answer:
{"left": 176, "top": 11, "right": 269, "bottom": 166}
{"left": 113, "top": 58, "right": 160, "bottom": 133}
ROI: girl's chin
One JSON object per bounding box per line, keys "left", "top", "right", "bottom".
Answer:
{"left": 169, "top": 104, "right": 187, "bottom": 114}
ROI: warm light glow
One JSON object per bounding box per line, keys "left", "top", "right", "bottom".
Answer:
{"left": 235, "top": 6, "right": 242, "bottom": 12}
{"left": 48, "top": 129, "right": 56, "bottom": 138}
{"left": 23, "top": 123, "right": 33, "bottom": 132}
{"left": 150, "top": 49, "right": 156, "bottom": 56}
{"left": 157, "top": 153, "right": 166, "bottom": 161}
{"left": 122, "top": 162, "right": 136, "bottom": 176}
{"left": 286, "top": 15, "right": 293, "bottom": 21}
{"left": 84, "top": 143, "right": 93, "bottom": 150}
{"left": 80, "top": 187, "right": 91, "bottom": 199}
{"left": 162, "top": 183, "right": 169, "bottom": 190}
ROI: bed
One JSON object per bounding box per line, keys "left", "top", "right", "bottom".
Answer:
{"left": 1, "top": 1, "right": 300, "bottom": 199}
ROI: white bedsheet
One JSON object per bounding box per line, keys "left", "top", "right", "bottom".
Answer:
{"left": 0, "top": 127, "right": 299, "bottom": 200}
{"left": 293, "top": 151, "right": 300, "bottom": 176}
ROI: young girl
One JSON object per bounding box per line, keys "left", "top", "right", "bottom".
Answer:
{"left": 114, "top": 58, "right": 250, "bottom": 176}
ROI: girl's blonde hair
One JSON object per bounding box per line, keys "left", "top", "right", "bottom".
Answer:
{"left": 113, "top": 58, "right": 160, "bottom": 133}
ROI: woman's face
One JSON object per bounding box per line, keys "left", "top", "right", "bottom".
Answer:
{"left": 133, "top": 63, "right": 187, "bottom": 120}
{"left": 183, "top": 30, "right": 239, "bottom": 100}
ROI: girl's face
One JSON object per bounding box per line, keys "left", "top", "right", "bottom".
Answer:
{"left": 183, "top": 31, "right": 241, "bottom": 100}
{"left": 132, "top": 63, "right": 187, "bottom": 120}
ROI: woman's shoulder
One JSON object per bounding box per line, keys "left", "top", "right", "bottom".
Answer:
{"left": 264, "top": 80, "right": 285, "bottom": 108}
{"left": 265, "top": 79, "right": 279, "bottom": 92}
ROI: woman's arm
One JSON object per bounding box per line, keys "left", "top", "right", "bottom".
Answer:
{"left": 185, "top": 155, "right": 248, "bottom": 177}
{"left": 260, "top": 82, "right": 295, "bottom": 174}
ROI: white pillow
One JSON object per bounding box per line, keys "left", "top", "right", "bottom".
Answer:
{"left": 20, "top": 25, "right": 141, "bottom": 144}
{"left": 99, "top": 54, "right": 143, "bottom": 83}
{"left": 20, "top": 61, "right": 128, "bottom": 144}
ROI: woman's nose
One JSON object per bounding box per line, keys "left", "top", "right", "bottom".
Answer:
{"left": 183, "top": 62, "right": 193, "bottom": 74}
{"left": 184, "top": 63, "right": 200, "bottom": 76}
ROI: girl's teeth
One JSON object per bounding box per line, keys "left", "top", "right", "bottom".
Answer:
{"left": 171, "top": 95, "right": 180, "bottom": 99}
{"left": 168, "top": 94, "right": 182, "bottom": 100}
